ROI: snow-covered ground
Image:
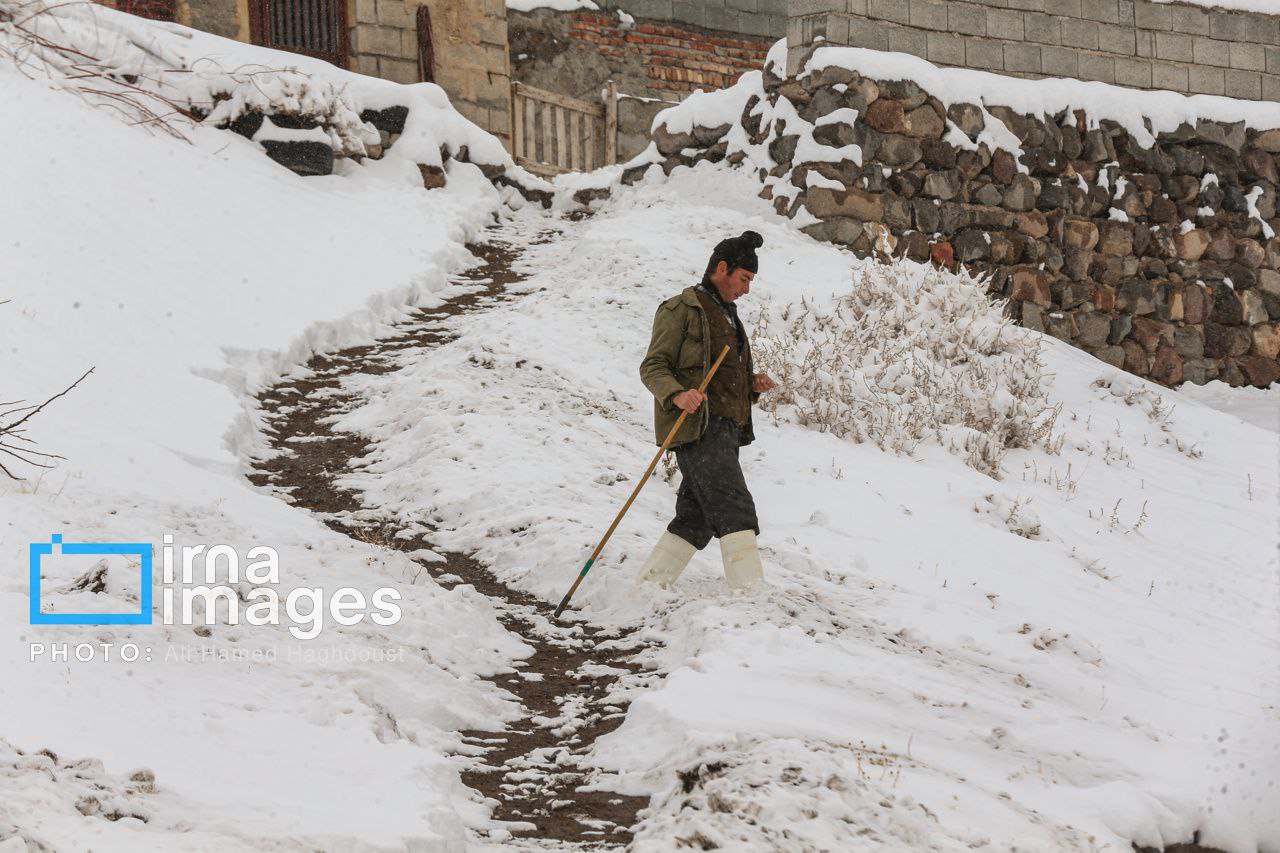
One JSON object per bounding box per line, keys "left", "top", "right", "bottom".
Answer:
{"left": 341, "top": 164, "right": 1280, "bottom": 852}
{"left": 1175, "top": 381, "right": 1280, "bottom": 434}
{"left": 3, "top": 5, "right": 1279, "bottom": 852}
{"left": 1, "top": 10, "right": 531, "bottom": 849}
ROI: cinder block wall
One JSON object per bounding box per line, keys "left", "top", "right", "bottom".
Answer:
{"left": 788, "top": 0, "right": 1280, "bottom": 101}
{"left": 592, "top": 0, "right": 788, "bottom": 40}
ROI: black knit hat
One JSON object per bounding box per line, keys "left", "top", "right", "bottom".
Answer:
{"left": 708, "top": 230, "right": 764, "bottom": 274}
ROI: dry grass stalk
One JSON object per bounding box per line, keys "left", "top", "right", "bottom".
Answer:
{"left": 753, "top": 261, "right": 1060, "bottom": 478}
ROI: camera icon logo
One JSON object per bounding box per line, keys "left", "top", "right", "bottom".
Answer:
{"left": 29, "top": 534, "right": 153, "bottom": 625}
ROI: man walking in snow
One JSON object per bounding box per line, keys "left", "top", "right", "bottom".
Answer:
{"left": 635, "top": 230, "right": 777, "bottom": 590}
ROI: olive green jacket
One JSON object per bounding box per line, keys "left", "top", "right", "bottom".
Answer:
{"left": 639, "top": 285, "right": 758, "bottom": 449}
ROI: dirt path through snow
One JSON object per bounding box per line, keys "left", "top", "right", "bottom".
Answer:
{"left": 247, "top": 231, "right": 654, "bottom": 849}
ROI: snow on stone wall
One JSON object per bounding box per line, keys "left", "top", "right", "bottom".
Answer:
{"left": 620, "top": 41, "right": 1280, "bottom": 390}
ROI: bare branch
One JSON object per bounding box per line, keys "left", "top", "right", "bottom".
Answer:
{"left": 0, "top": 1, "right": 197, "bottom": 141}
{"left": 0, "top": 366, "right": 95, "bottom": 435}
{"left": 0, "top": 442, "right": 65, "bottom": 466}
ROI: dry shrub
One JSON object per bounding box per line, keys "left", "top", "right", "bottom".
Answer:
{"left": 1, "top": 0, "right": 196, "bottom": 138}
{"left": 0, "top": 303, "right": 93, "bottom": 479}
{"left": 753, "top": 262, "right": 1060, "bottom": 478}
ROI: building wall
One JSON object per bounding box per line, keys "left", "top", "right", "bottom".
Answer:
{"left": 788, "top": 0, "right": 1280, "bottom": 101}
{"left": 592, "top": 0, "right": 787, "bottom": 40}
{"left": 352, "top": 0, "right": 512, "bottom": 147}
{"left": 175, "top": 0, "right": 240, "bottom": 39}
{"left": 567, "top": 11, "right": 772, "bottom": 96}
{"left": 510, "top": 8, "right": 772, "bottom": 160}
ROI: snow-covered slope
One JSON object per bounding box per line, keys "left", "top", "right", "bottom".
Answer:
{"left": 3, "top": 4, "right": 1278, "bottom": 850}
{"left": 341, "top": 163, "right": 1280, "bottom": 852}
{"left": 0, "top": 9, "right": 529, "bottom": 851}
{"left": 1176, "top": 381, "right": 1280, "bottom": 433}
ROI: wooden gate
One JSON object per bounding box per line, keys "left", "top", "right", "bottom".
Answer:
{"left": 511, "top": 81, "right": 617, "bottom": 177}
{"left": 248, "top": 0, "right": 348, "bottom": 69}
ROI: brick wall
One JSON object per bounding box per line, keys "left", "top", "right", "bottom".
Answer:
{"left": 568, "top": 12, "right": 773, "bottom": 95}
{"left": 510, "top": 7, "right": 773, "bottom": 159}
{"left": 102, "top": 0, "right": 239, "bottom": 37}
{"left": 119, "top": 0, "right": 176, "bottom": 21}
{"left": 592, "top": 0, "right": 787, "bottom": 40}
{"left": 788, "top": 0, "right": 1280, "bottom": 102}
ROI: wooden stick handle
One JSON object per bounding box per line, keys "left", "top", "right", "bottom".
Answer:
{"left": 553, "top": 345, "right": 732, "bottom": 619}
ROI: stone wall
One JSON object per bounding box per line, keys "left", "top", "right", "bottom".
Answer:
{"left": 212, "top": 103, "right": 552, "bottom": 206}
{"left": 353, "top": 0, "right": 512, "bottom": 148}
{"left": 509, "top": 7, "right": 772, "bottom": 160}
{"left": 788, "top": 0, "right": 1280, "bottom": 102}
{"left": 633, "top": 67, "right": 1280, "bottom": 389}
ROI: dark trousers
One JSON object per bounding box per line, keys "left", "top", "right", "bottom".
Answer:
{"left": 667, "top": 416, "right": 760, "bottom": 550}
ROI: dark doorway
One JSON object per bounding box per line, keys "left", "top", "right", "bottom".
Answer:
{"left": 248, "top": 0, "right": 349, "bottom": 69}
{"left": 416, "top": 6, "right": 435, "bottom": 83}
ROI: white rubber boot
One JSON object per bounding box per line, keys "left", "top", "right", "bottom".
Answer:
{"left": 719, "top": 530, "right": 764, "bottom": 591}
{"left": 634, "top": 531, "right": 698, "bottom": 588}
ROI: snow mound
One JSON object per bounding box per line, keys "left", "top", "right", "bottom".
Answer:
{"left": 0, "top": 0, "right": 550, "bottom": 193}
{"left": 1175, "top": 378, "right": 1280, "bottom": 432}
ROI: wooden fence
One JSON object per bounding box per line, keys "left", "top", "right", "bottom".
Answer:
{"left": 511, "top": 80, "right": 617, "bottom": 177}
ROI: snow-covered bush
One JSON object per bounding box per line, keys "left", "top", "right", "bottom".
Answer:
{"left": 0, "top": 0, "right": 550, "bottom": 189}
{"left": 0, "top": 0, "right": 373, "bottom": 154}
{"left": 753, "top": 262, "right": 1060, "bottom": 478}
{"left": 196, "top": 72, "right": 380, "bottom": 157}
